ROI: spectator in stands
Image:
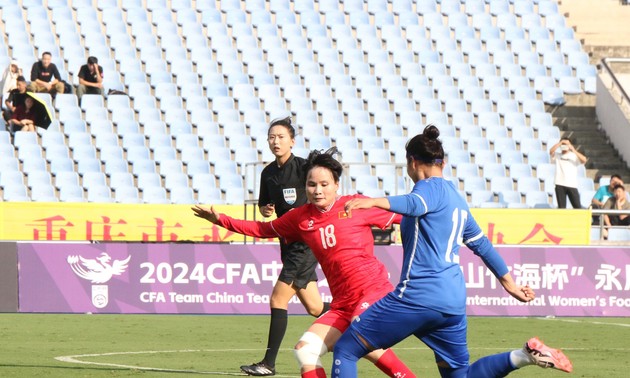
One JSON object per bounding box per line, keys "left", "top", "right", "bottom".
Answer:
{"left": 602, "top": 184, "right": 630, "bottom": 239}
{"left": 1, "top": 60, "right": 23, "bottom": 105}
{"left": 2, "top": 75, "right": 28, "bottom": 123}
{"left": 549, "top": 138, "right": 588, "bottom": 208}
{"left": 592, "top": 174, "right": 624, "bottom": 209}
{"left": 8, "top": 96, "right": 38, "bottom": 132}
{"left": 28, "top": 52, "right": 64, "bottom": 97}
{"left": 77, "top": 56, "right": 104, "bottom": 104}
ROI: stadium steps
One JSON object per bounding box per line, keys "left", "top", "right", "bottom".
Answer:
{"left": 550, "top": 104, "right": 630, "bottom": 184}
{"left": 560, "top": 0, "right": 630, "bottom": 48}
{"left": 549, "top": 0, "right": 630, "bottom": 186}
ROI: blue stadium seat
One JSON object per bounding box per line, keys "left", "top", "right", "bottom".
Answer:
{"left": 140, "top": 186, "right": 168, "bottom": 204}
{"left": 502, "top": 150, "right": 525, "bottom": 168}
{"left": 489, "top": 175, "right": 513, "bottom": 193}
{"left": 56, "top": 181, "right": 85, "bottom": 202}
{"left": 542, "top": 87, "right": 565, "bottom": 106}
{"left": 470, "top": 190, "right": 495, "bottom": 207}
{"left": 463, "top": 176, "right": 487, "bottom": 194}
{"left": 111, "top": 185, "right": 140, "bottom": 203}
{"left": 559, "top": 77, "right": 583, "bottom": 95}
{"left": 526, "top": 190, "right": 551, "bottom": 208}
{"left": 86, "top": 184, "right": 113, "bottom": 202}
{"left": 498, "top": 190, "right": 522, "bottom": 206}
{"left": 607, "top": 229, "right": 630, "bottom": 242}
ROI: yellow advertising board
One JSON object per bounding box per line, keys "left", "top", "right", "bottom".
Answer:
{"left": 0, "top": 202, "right": 273, "bottom": 243}
{"left": 0, "top": 203, "right": 591, "bottom": 245}
{"left": 471, "top": 208, "right": 591, "bottom": 245}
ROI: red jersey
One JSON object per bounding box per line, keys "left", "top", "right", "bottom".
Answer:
{"left": 217, "top": 194, "right": 401, "bottom": 311}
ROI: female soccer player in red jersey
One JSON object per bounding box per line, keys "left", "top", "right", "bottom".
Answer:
{"left": 193, "top": 148, "right": 415, "bottom": 378}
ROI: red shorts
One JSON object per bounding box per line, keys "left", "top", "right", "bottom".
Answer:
{"left": 313, "top": 286, "right": 391, "bottom": 333}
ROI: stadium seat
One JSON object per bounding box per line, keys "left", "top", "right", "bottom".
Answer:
{"left": 87, "top": 185, "right": 114, "bottom": 202}
{"left": 113, "top": 186, "right": 141, "bottom": 203}
{"left": 517, "top": 177, "right": 542, "bottom": 195}
{"left": 498, "top": 190, "right": 522, "bottom": 206}
{"left": 542, "top": 87, "right": 565, "bottom": 106}
{"left": 142, "top": 187, "right": 169, "bottom": 204}
{"left": 526, "top": 191, "right": 551, "bottom": 208}
{"left": 607, "top": 228, "right": 630, "bottom": 242}
{"left": 470, "top": 190, "right": 495, "bottom": 207}
{"left": 464, "top": 177, "right": 488, "bottom": 195}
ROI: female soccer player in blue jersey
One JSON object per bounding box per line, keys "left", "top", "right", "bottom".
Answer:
{"left": 332, "top": 125, "right": 573, "bottom": 377}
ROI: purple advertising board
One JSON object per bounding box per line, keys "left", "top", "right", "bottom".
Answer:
{"left": 17, "top": 242, "right": 630, "bottom": 316}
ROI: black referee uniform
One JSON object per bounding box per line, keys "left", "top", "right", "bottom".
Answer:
{"left": 258, "top": 154, "right": 318, "bottom": 288}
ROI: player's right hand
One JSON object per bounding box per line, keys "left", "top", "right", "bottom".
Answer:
{"left": 192, "top": 205, "right": 220, "bottom": 224}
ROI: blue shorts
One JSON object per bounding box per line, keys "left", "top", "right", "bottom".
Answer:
{"left": 347, "top": 292, "right": 470, "bottom": 368}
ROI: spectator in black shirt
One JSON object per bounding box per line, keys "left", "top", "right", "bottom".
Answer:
{"left": 3, "top": 75, "right": 28, "bottom": 123}
{"left": 77, "top": 56, "right": 104, "bottom": 103}
{"left": 28, "top": 52, "right": 64, "bottom": 97}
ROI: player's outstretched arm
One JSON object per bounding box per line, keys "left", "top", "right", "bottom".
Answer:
{"left": 192, "top": 205, "right": 221, "bottom": 224}
{"left": 344, "top": 197, "right": 390, "bottom": 213}
{"left": 193, "top": 204, "right": 282, "bottom": 239}
{"left": 498, "top": 273, "right": 535, "bottom": 303}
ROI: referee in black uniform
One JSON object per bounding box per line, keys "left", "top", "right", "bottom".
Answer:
{"left": 240, "top": 117, "right": 330, "bottom": 376}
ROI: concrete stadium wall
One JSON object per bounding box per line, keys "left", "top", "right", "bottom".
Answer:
{"left": 0, "top": 242, "right": 18, "bottom": 312}
{"left": 596, "top": 72, "right": 630, "bottom": 165}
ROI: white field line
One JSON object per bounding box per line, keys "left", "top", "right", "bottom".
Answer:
{"left": 56, "top": 319, "right": 630, "bottom": 376}
{"left": 537, "top": 317, "right": 630, "bottom": 328}
{"left": 55, "top": 349, "right": 300, "bottom": 377}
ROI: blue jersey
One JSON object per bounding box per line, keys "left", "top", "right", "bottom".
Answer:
{"left": 387, "top": 177, "right": 509, "bottom": 315}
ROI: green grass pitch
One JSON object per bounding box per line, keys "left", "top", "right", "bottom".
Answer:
{"left": 0, "top": 314, "right": 628, "bottom": 377}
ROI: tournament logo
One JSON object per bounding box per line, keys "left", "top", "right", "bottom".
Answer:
{"left": 67, "top": 252, "right": 131, "bottom": 309}
{"left": 283, "top": 188, "right": 297, "bottom": 205}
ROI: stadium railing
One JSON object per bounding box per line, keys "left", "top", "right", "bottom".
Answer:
{"left": 591, "top": 208, "right": 630, "bottom": 241}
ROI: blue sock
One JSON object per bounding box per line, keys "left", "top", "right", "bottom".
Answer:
{"left": 468, "top": 351, "right": 516, "bottom": 377}
{"left": 331, "top": 330, "right": 368, "bottom": 378}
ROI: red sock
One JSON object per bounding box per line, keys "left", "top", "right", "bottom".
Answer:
{"left": 374, "top": 349, "right": 416, "bottom": 378}
{"left": 302, "top": 367, "right": 327, "bottom": 378}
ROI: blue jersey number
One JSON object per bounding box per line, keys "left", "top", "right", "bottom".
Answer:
{"left": 445, "top": 208, "right": 466, "bottom": 263}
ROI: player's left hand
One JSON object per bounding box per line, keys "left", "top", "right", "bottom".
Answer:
{"left": 511, "top": 285, "right": 536, "bottom": 303}
{"left": 192, "top": 205, "right": 220, "bottom": 224}
{"left": 344, "top": 198, "right": 374, "bottom": 213}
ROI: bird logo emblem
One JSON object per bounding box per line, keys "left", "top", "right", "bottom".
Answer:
{"left": 67, "top": 253, "right": 131, "bottom": 284}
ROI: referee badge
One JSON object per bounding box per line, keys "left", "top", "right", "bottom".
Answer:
{"left": 283, "top": 188, "right": 297, "bottom": 205}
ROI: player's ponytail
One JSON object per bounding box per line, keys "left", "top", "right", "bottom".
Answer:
{"left": 304, "top": 147, "right": 343, "bottom": 183}
{"left": 406, "top": 124, "right": 444, "bottom": 166}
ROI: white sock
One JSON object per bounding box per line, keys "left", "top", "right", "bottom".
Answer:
{"left": 509, "top": 349, "right": 533, "bottom": 368}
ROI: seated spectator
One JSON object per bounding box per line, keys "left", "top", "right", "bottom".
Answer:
{"left": 592, "top": 174, "right": 624, "bottom": 209}
{"left": 2, "top": 75, "right": 28, "bottom": 123}
{"left": 1, "top": 60, "right": 23, "bottom": 104}
{"left": 603, "top": 184, "right": 630, "bottom": 239}
{"left": 28, "top": 52, "right": 64, "bottom": 97}
{"left": 77, "top": 56, "right": 104, "bottom": 103}
{"left": 8, "top": 96, "right": 38, "bottom": 132}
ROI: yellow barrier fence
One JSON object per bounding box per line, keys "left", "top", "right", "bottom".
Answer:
{"left": 0, "top": 203, "right": 591, "bottom": 245}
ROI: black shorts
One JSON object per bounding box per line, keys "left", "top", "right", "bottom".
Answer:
{"left": 277, "top": 241, "right": 319, "bottom": 289}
